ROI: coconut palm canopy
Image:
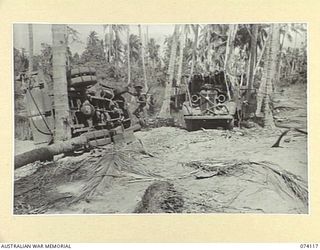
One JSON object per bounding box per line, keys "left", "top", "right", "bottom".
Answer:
{"left": 14, "top": 23, "right": 307, "bottom": 120}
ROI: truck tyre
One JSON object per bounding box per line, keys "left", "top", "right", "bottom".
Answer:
{"left": 70, "top": 75, "right": 97, "bottom": 88}
{"left": 70, "top": 67, "right": 96, "bottom": 77}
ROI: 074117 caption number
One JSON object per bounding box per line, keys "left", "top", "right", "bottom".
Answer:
{"left": 300, "top": 244, "right": 319, "bottom": 248}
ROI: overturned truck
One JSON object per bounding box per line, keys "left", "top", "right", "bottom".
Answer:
{"left": 15, "top": 67, "right": 137, "bottom": 169}
{"left": 181, "top": 71, "right": 240, "bottom": 131}
{"left": 23, "top": 67, "right": 132, "bottom": 145}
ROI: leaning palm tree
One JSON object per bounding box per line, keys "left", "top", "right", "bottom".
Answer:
{"left": 159, "top": 25, "right": 180, "bottom": 119}
{"left": 255, "top": 24, "right": 280, "bottom": 128}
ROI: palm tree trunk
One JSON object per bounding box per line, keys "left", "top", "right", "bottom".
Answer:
{"left": 103, "top": 26, "right": 108, "bottom": 62}
{"left": 255, "top": 36, "right": 271, "bottom": 118}
{"left": 276, "top": 25, "right": 287, "bottom": 84}
{"left": 247, "top": 24, "right": 258, "bottom": 97}
{"left": 139, "top": 25, "right": 148, "bottom": 91}
{"left": 271, "top": 24, "right": 280, "bottom": 92}
{"left": 114, "top": 29, "right": 120, "bottom": 77}
{"left": 159, "top": 25, "right": 179, "bottom": 118}
{"left": 253, "top": 32, "right": 270, "bottom": 78}
{"left": 176, "top": 25, "right": 186, "bottom": 89}
{"left": 145, "top": 26, "right": 150, "bottom": 67}
{"left": 108, "top": 26, "right": 113, "bottom": 63}
{"left": 52, "top": 24, "right": 71, "bottom": 141}
{"left": 224, "top": 24, "right": 237, "bottom": 71}
{"left": 224, "top": 24, "right": 238, "bottom": 100}
{"left": 189, "top": 24, "right": 199, "bottom": 79}
{"left": 127, "top": 25, "right": 131, "bottom": 86}
{"left": 28, "top": 24, "right": 34, "bottom": 73}
{"left": 15, "top": 125, "right": 141, "bottom": 169}
{"left": 175, "top": 25, "right": 186, "bottom": 108}
{"left": 256, "top": 24, "right": 280, "bottom": 128}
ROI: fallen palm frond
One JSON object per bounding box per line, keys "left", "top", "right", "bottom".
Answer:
{"left": 72, "top": 141, "right": 163, "bottom": 203}
{"left": 183, "top": 159, "right": 308, "bottom": 211}
{"left": 272, "top": 128, "right": 307, "bottom": 147}
{"left": 252, "top": 161, "right": 308, "bottom": 205}
{"left": 184, "top": 160, "right": 246, "bottom": 177}
{"left": 13, "top": 155, "right": 94, "bottom": 214}
{"left": 272, "top": 129, "right": 290, "bottom": 147}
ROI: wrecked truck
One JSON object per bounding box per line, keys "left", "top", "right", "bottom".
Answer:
{"left": 15, "top": 67, "right": 138, "bottom": 169}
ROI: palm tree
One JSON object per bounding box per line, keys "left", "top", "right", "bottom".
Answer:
{"left": 174, "top": 25, "right": 186, "bottom": 108}
{"left": 138, "top": 24, "right": 148, "bottom": 91}
{"left": 81, "top": 31, "right": 105, "bottom": 64}
{"left": 246, "top": 24, "right": 258, "bottom": 103}
{"left": 52, "top": 24, "right": 71, "bottom": 140}
{"left": 128, "top": 34, "right": 140, "bottom": 62}
{"left": 255, "top": 24, "right": 280, "bottom": 127}
{"left": 189, "top": 24, "right": 199, "bottom": 78}
{"left": 147, "top": 38, "right": 161, "bottom": 70}
{"left": 127, "top": 25, "right": 131, "bottom": 86}
{"left": 147, "top": 38, "right": 161, "bottom": 85}
{"left": 276, "top": 24, "right": 292, "bottom": 84}
{"left": 28, "top": 24, "right": 34, "bottom": 73}
{"left": 159, "top": 25, "right": 180, "bottom": 118}
{"left": 256, "top": 32, "right": 271, "bottom": 119}
{"left": 264, "top": 24, "right": 280, "bottom": 127}
{"left": 196, "top": 24, "right": 231, "bottom": 74}
{"left": 176, "top": 25, "right": 186, "bottom": 89}
{"left": 103, "top": 24, "right": 125, "bottom": 66}
{"left": 102, "top": 25, "right": 114, "bottom": 62}
{"left": 224, "top": 24, "right": 238, "bottom": 100}
{"left": 224, "top": 24, "right": 238, "bottom": 72}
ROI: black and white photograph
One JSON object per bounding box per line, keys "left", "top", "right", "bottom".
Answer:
{"left": 13, "top": 23, "right": 308, "bottom": 215}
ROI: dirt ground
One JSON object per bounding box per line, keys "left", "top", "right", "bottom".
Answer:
{"left": 14, "top": 83, "right": 308, "bottom": 214}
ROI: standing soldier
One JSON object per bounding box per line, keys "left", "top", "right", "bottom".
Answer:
{"left": 132, "top": 83, "right": 147, "bottom": 119}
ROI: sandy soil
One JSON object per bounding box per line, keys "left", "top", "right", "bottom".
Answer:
{"left": 14, "top": 83, "right": 308, "bottom": 214}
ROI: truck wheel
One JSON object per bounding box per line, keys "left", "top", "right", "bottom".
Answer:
{"left": 70, "top": 75, "right": 97, "bottom": 88}
{"left": 70, "top": 67, "right": 96, "bottom": 77}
